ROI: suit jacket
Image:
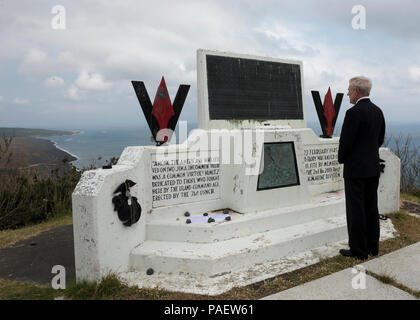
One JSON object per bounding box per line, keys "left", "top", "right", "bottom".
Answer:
{"left": 338, "top": 98, "right": 385, "bottom": 179}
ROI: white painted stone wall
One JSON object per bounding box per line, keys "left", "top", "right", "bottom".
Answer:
{"left": 72, "top": 148, "right": 149, "bottom": 282}
{"left": 378, "top": 147, "right": 400, "bottom": 214}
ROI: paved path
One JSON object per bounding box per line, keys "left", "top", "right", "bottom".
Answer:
{"left": 0, "top": 225, "right": 75, "bottom": 285}
{"left": 263, "top": 242, "right": 420, "bottom": 300}
{"left": 361, "top": 242, "right": 420, "bottom": 292}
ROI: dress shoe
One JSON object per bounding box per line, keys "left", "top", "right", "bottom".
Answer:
{"left": 339, "top": 249, "right": 368, "bottom": 260}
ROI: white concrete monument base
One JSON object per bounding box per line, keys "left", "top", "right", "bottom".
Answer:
{"left": 71, "top": 49, "right": 401, "bottom": 295}
{"left": 72, "top": 127, "right": 400, "bottom": 295}
{"left": 120, "top": 209, "right": 397, "bottom": 296}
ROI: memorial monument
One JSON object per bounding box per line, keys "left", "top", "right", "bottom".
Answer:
{"left": 72, "top": 49, "right": 400, "bottom": 295}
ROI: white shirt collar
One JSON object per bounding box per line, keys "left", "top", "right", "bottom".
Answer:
{"left": 355, "top": 96, "right": 370, "bottom": 104}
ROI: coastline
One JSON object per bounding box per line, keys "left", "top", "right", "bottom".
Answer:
{"left": 0, "top": 127, "right": 82, "bottom": 172}
{"left": 36, "top": 130, "right": 82, "bottom": 164}
{"left": 0, "top": 134, "right": 78, "bottom": 173}
{"left": 30, "top": 137, "right": 78, "bottom": 165}
{"left": 45, "top": 138, "right": 80, "bottom": 161}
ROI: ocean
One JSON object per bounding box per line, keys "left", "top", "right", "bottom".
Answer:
{"left": 44, "top": 123, "right": 198, "bottom": 169}
{"left": 44, "top": 122, "right": 420, "bottom": 170}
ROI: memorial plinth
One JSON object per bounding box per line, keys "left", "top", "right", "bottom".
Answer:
{"left": 72, "top": 49, "right": 400, "bottom": 294}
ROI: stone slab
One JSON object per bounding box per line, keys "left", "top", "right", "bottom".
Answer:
{"left": 197, "top": 49, "right": 306, "bottom": 130}
{"left": 120, "top": 218, "right": 396, "bottom": 295}
{"left": 122, "top": 239, "right": 351, "bottom": 296}
{"left": 205, "top": 54, "right": 303, "bottom": 120}
{"left": 361, "top": 242, "right": 420, "bottom": 292}
{"left": 262, "top": 268, "right": 416, "bottom": 300}
{"left": 147, "top": 193, "right": 346, "bottom": 243}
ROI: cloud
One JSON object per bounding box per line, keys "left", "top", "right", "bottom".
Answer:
{"left": 65, "top": 85, "right": 82, "bottom": 100}
{"left": 18, "top": 48, "right": 48, "bottom": 74}
{"left": 17, "top": 49, "right": 80, "bottom": 76}
{"left": 13, "top": 97, "right": 29, "bottom": 105}
{"left": 43, "top": 76, "right": 65, "bottom": 88}
{"left": 409, "top": 66, "right": 420, "bottom": 82}
{"left": 0, "top": 96, "right": 4, "bottom": 103}
{"left": 75, "top": 71, "right": 112, "bottom": 91}
{"left": 255, "top": 24, "right": 318, "bottom": 56}
{"left": 2, "top": 0, "right": 420, "bottom": 126}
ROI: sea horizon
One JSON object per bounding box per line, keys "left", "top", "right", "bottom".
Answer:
{"left": 38, "top": 121, "right": 420, "bottom": 170}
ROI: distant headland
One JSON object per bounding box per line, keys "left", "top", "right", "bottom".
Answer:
{"left": 0, "top": 127, "right": 79, "bottom": 175}
{"left": 0, "top": 127, "right": 80, "bottom": 138}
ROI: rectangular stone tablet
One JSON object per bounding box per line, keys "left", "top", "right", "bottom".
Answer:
{"left": 206, "top": 54, "right": 303, "bottom": 120}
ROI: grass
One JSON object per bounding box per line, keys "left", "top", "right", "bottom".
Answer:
{"left": 0, "top": 193, "right": 419, "bottom": 300}
{"left": 366, "top": 271, "right": 420, "bottom": 298}
{"left": 0, "top": 213, "right": 72, "bottom": 249}
{"left": 0, "top": 278, "right": 63, "bottom": 300}
{"left": 64, "top": 275, "right": 168, "bottom": 300}
{"left": 401, "top": 190, "right": 420, "bottom": 203}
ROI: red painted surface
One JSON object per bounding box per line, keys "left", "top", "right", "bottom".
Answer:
{"left": 323, "top": 87, "right": 336, "bottom": 136}
{"left": 152, "top": 77, "right": 175, "bottom": 142}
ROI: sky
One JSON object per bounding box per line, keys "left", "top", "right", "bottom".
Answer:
{"left": 0, "top": 0, "right": 420, "bottom": 130}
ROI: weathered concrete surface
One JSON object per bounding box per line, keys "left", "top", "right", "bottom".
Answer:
{"left": 261, "top": 268, "right": 416, "bottom": 300}
{"left": 361, "top": 242, "right": 420, "bottom": 292}
{"left": 0, "top": 225, "right": 75, "bottom": 285}
{"left": 120, "top": 218, "right": 396, "bottom": 296}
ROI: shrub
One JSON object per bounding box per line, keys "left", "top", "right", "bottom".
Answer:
{"left": 0, "top": 165, "right": 80, "bottom": 230}
{"left": 384, "top": 133, "right": 420, "bottom": 193}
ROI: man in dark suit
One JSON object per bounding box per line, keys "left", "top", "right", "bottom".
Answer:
{"left": 338, "top": 76, "right": 385, "bottom": 260}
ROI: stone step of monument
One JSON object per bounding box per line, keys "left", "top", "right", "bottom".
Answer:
{"left": 130, "top": 215, "right": 348, "bottom": 276}
{"left": 146, "top": 191, "right": 345, "bottom": 243}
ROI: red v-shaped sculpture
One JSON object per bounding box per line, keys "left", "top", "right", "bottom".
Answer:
{"left": 311, "top": 88, "right": 343, "bottom": 138}
{"left": 323, "top": 87, "right": 336, "bottom": 136}
{"left": 152, "top": 77, "right": 175, "bottom": 142}
{"left": 132, "top": 77, "right": 190, "bottom": 145}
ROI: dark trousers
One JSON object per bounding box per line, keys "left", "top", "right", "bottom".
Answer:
{"left": 344, "top": 176, "right": 380, "bottom": 257}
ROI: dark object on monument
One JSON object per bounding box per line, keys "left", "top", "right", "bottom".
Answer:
{"left": 146, "top": 268, "right": 154, "bottom": 275}
{"left": 206, "top": 55, "right": 303, "bottom": 120}
{"left": 131, "top": 77, "right": 190, "bottom": 146}
{"left": 184, "top": 211, "right": 190, "bottom": 217}
{"left": 102, "top": 164, "right": 112, "bottom": 169}
{"left": 379, "top": 158, "right": 385, "bottom": 173}
{"left": 225, "top": 216, "right": 231, "bottom": 221}
{"left": 208, "top": 217, "right": 215, "bottom": 223}
{"left": 203, "top": 213, "right": 208, "bottom": 216}
{"left": 311, "top": 88, "right": 343, "bottom": 138}
{"left": 223, "top": 209, "right": 229, "bottom": 214}
{"left": 112, "top": 179, "right": 142, "bottom": 227}
{"left": 257, "top": 142, "right": 300, "bottom": 190}
{"left": 186, "top": 219, "right": 191, "bottom": 224}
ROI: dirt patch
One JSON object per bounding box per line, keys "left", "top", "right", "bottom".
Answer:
{"left": 401, "top": 200, "right": 420, "bottom": 216}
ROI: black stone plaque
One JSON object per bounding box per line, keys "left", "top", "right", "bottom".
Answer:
{"left": 206, "top": 55, "right": 303, "bottom": 120}
{"left": 257, "top": 142, "right": 300, "bottom": 190}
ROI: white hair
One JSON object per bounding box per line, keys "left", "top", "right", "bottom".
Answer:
{"left": 349, "top": 76, "right": 372, "bottom": 96}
